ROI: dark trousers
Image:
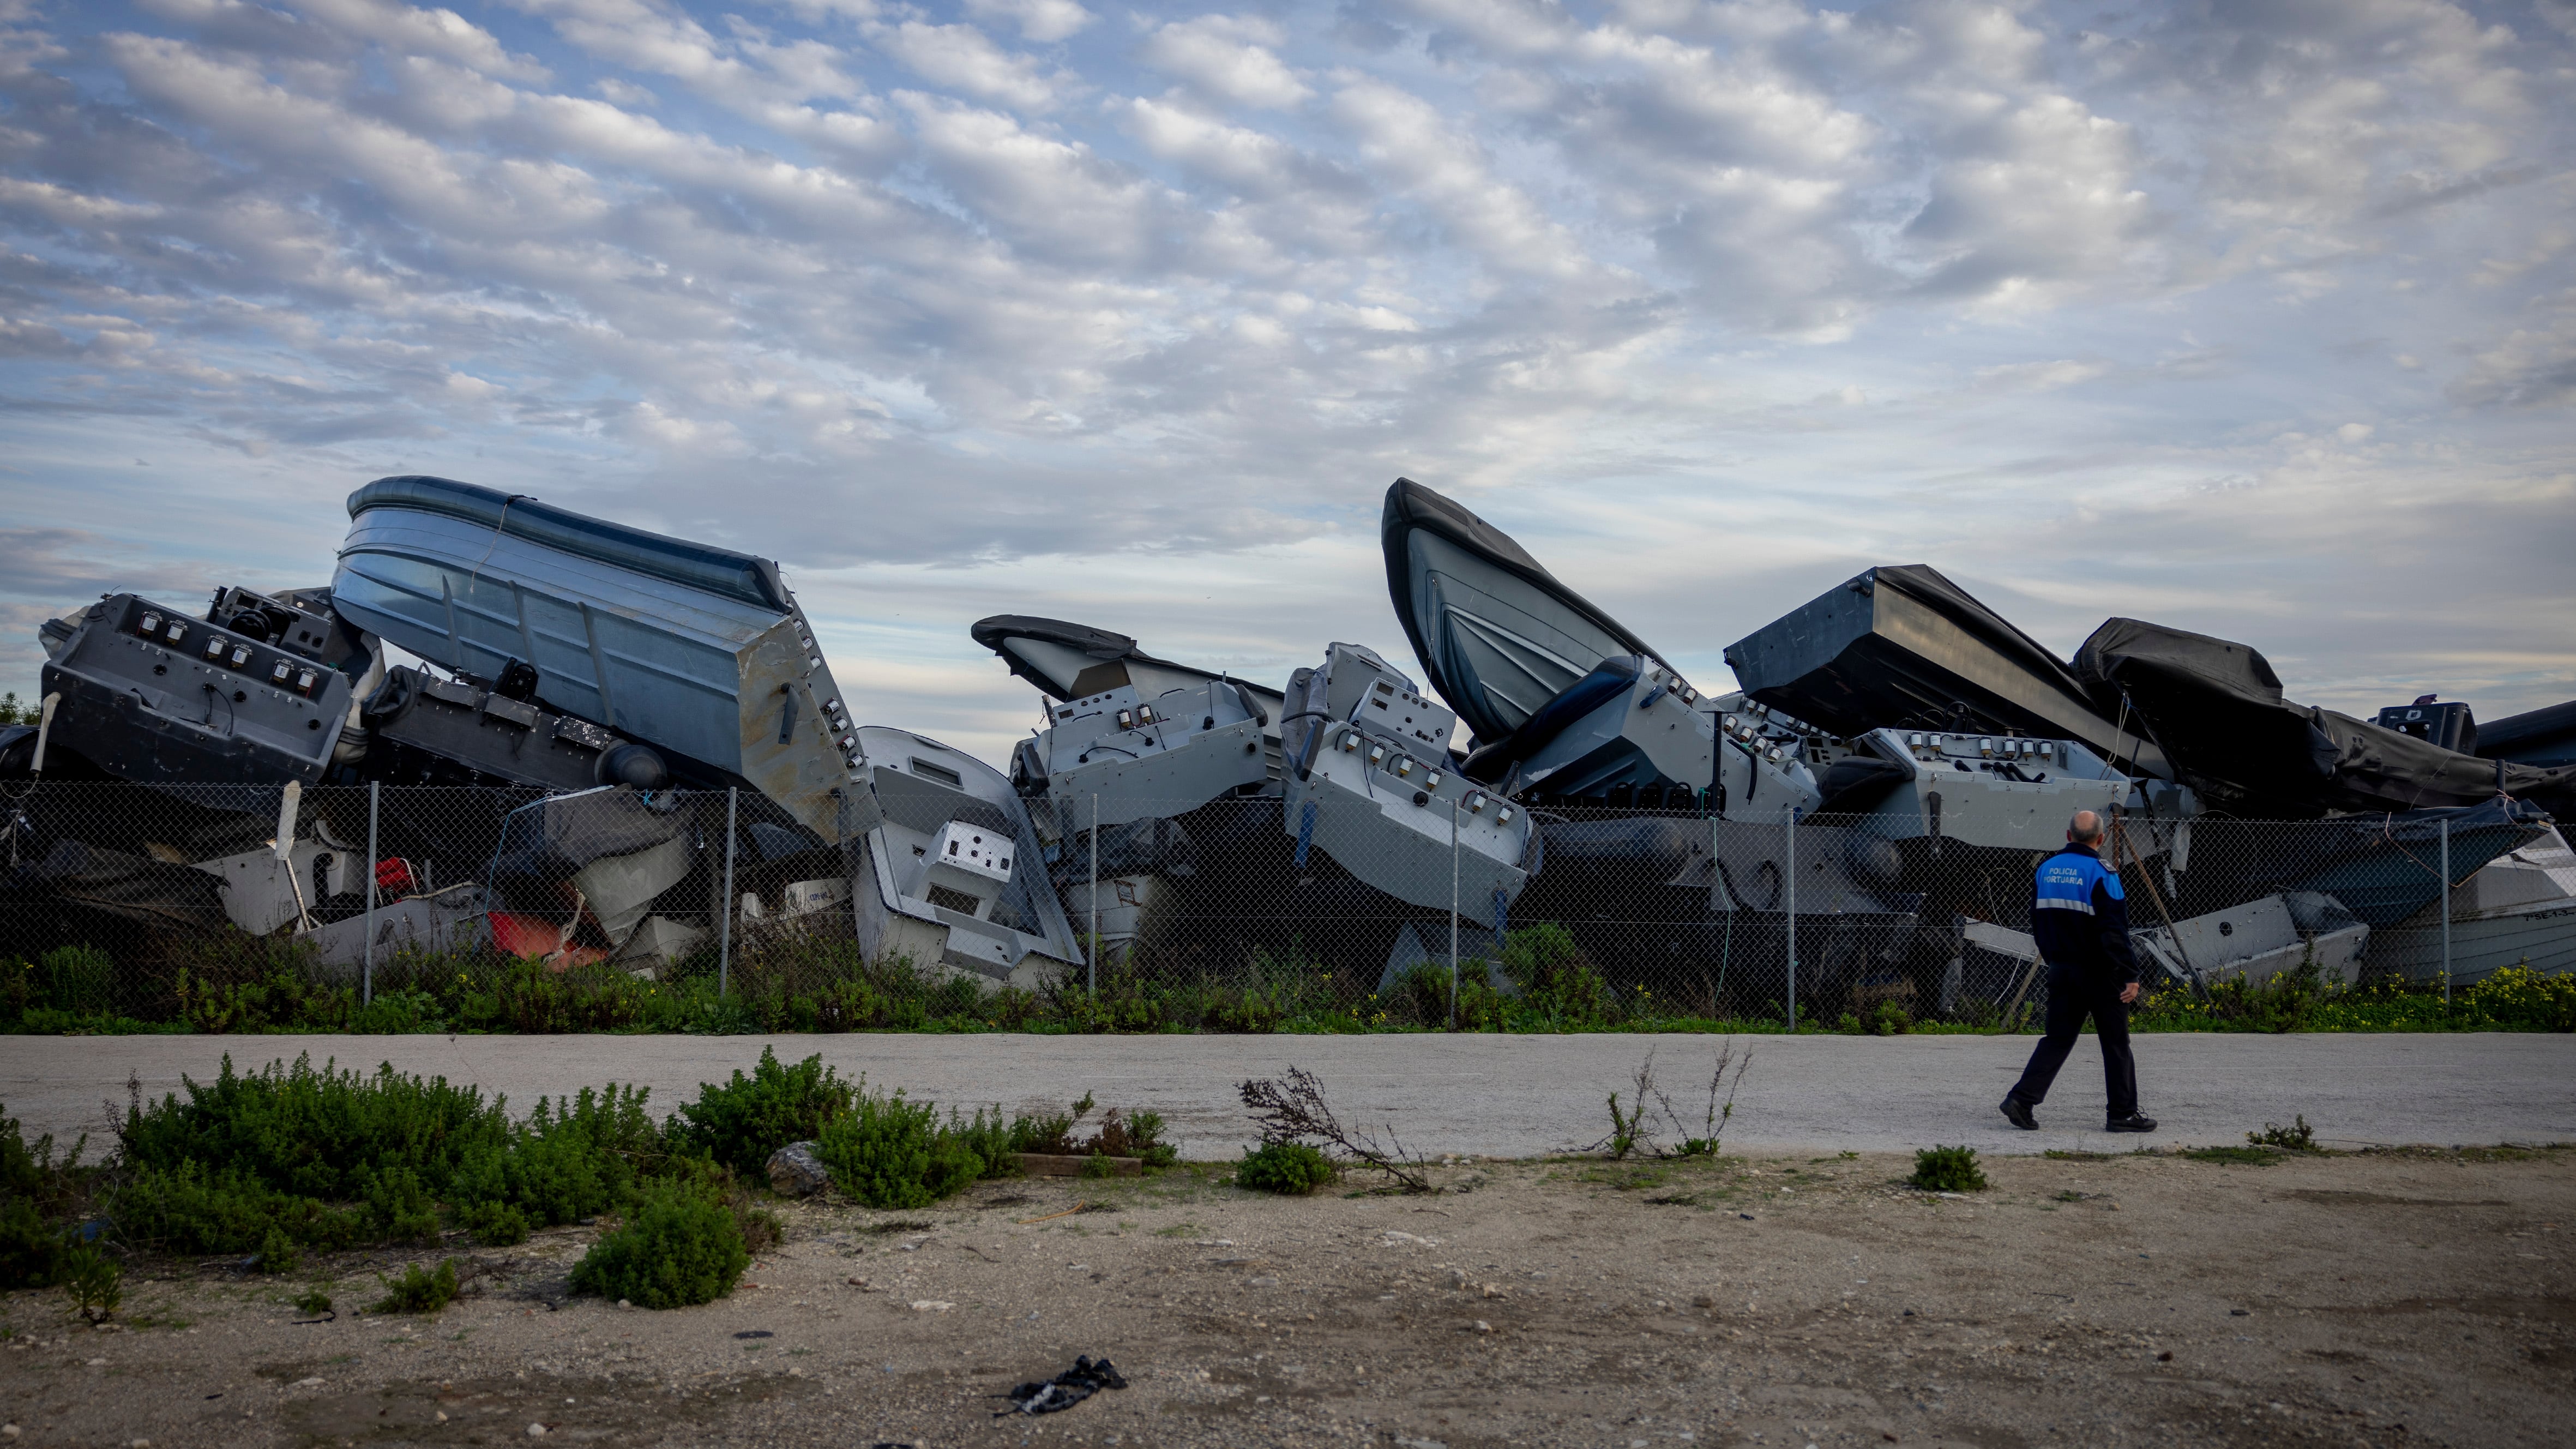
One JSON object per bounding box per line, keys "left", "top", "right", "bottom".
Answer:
{"left": 2008, "top": 964, "right": 2138, "bottom": 1118}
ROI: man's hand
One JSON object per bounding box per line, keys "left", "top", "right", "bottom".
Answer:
{"left": 2119, "top": 982, "right": 2142, "bottom": 1005}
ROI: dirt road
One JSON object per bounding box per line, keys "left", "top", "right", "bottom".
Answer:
{"left": 4, "top": 1146, "right": 2569, "bottom": 1447}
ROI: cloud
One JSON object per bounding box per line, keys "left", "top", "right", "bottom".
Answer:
{"left": 1139, "top": 14, "right": 1309, "bottom": 109}
{"left": 1, "top": 0, "right": 2570, "bottom": 752}
{"left": 962, "top": 0, "right": 1090, "bottom": 45}
{"left": 874, "top": 20, "right": 1072, "bottom": 111}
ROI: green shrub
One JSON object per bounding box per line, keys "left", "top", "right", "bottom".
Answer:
{"left": 113, "top": 1057, "right": 654, "bottom": 1256}
{"left": 59, "top": 1238, "right": 121, "bottom": 1321}
{"left": 1909, "top": 1145, "right": 1987, "bottom": 1193}
{"left": 943, "top": 1106, "right": 1019, "bottom": 1179}
{"left": 1502, "top": 924, "right": 1614, "bottom": 1027}
{"left": 374, "top": 1259, "right": 459, "bottom": 1314}
{"left": 460, "top": 1199, "right": 530, "bottom": 1247}
{"left": 293, "top": 1288, "right": 333, "bottom": 1317}
{"left": 2247, "top": 1115, "right": 2316, "bottom": 1151}
{"left": 569, "top": 1181, "right": 747, "bottom": 1309}
{"left": 664, "top": 1048, "right": 855, "bottom": 1176}
{"left": 0, "top": 1103, "right": 86, "bottom": 1289}
{"left": 0, "top": 1198, "right": 61, "bottom": 1289}
{"left": 255, "top": 1225, "right": 299, "bottom": 1274}
{"left": 813, "top": 1086, "right": 980, "bottom": 1209}
{"left": 1128, "top": 1110, "right": 1178, "bottom": 1169}
{"left": 1235, "top": 1141, "right": 1335, "bottom": 1195}
{"left": 37, "top": 946, "right": 113, "bottom": 1017}
{"left": 2461, "top": 964, "right": 2576, "bottom": 1031}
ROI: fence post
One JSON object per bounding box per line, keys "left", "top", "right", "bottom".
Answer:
{"left": 2439, "top": 816, "right": 2452, "bottom": 1003}
{"left": 1088, "top": 793, "right": 1099, "bottom": 998}
{"left": 719, "top": 786, "right": 737, "bottom": 999}
{"left": 1785, "top": 804, "right": 1798, "bottom": 1032}
{"left": 363, "top": 779, "right": 378, "bottom": 1007}
{"left": 1449, "top": 797, "right": 1461, "bottom": 1031}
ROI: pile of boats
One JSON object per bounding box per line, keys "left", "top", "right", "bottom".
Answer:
{"left": 8, "top": 473, "right": 2571, "bottom": 1012}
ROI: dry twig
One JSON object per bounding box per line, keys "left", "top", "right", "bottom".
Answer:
{"left": 1238, "top": 1066, "right": 1433, "bottom": 1193}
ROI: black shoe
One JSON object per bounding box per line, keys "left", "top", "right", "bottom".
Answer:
{"left": 1999, "top": 1097, "right": 2038, "bottom": 1130}
{"left": 2105, "top": 1112, "right": 2158, "bottom": 1134}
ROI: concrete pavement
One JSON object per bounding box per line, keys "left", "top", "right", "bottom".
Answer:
{"left": 4, "top": 1031, "right": 2569, "bottom": 1159}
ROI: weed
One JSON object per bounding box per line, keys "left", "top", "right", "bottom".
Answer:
{"left": 293, "top": 1288, "right": 333, "bottom": 1318}
{"left": 1235, "top": 1141, "right": 1336, "bottom": 1195}
{"left": 2248, "top": 1115, "right": 2317, "bottom": 1152}
{"left": 1154, "top": 1223, "right": 1202, "bottom": 1238}
{"left": 1239, "top": 1066, "right": 1430, "bottom": 1193}
{"left": 373, "top": 1260, "right": 460, "bottom": 1314}
{"left": 2052, "top": 1189, "right": 2086, "bottom": 1203}
{"left": 2183, "top": 1145, "right": 2283, "bottom": 1165}
{"left": 2042, "top": 1149, "right": 2114, "bottom": 1161}
{"left": 569, "top": 1181, "right": 746, "bottom": 1309}
{"left": 1909, "top": 1145, "right": 1987, "bottom": 1193}
{"left": 58, "top": 1239, "right": 121, "bottom": 1321}
{"left": 1600, "top": 1080, "right": 1650, "bottom": 1162}
{"left": 735, "top": 1202, "right": 784, "bottom": 1258}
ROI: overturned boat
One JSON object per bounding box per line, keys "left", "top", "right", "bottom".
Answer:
{"left": 973, "top": 615, "right": 1279, "bottom": 830}
{"left": 1383, "top": 477, "right": 1816, "bottom": 813}
{"left": 34, "top": 586, "right": 378, "bottom": 787}
{"left": 1279, "top": 641, "right": 1533, "bottom": 914}
{"left": 331, "top": 476, "right": 876, "bottom": 845}
{"left": 846, "top": 726, "right": 1084, "bottom": 987}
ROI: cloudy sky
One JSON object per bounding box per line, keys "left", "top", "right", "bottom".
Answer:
{"left": 3, "top": 0, "right": 2570, "bottom": 765}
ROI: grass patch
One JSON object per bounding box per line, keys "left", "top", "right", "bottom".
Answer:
{"left": 2183, "top": 1145, "right": 2284, "bottom": 1165}
{"left": 1233, "top": 1141, "right": 1336, "bottom": 1195}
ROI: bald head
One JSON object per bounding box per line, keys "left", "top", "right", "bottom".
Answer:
{"left": 2068, "top": 810, "right": 2104, "bottom": 846}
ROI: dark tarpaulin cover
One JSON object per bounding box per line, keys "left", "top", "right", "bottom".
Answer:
{"left": 26, "top": 838, "right": 231, "bottom": 930}
{"left": 2075, "top": 618, "right": 2576, "bottom": 818}
{"left": 1723, "top": 564, "right": 2126, "bottom": 751}
{"left": 2478, "top": 699, "right": 2576, "bottom": 768}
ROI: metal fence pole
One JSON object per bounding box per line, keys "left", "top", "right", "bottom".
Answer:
{"left": 363, "top": 779, "right": 378, "bottom": 1007}
{"left": 1449, "top": 798, "right": 1461, "bottom": 1031}
{"left": 719, "top": 786, "right": 738, "bottom": 999}
{"left": 1785, "top": 804, "right": 1798, "bottom": 1031}
{"left": 1089, "top": 793, "right": 1099, "bottom": 997}
{"left": 2440, "top": 816, "right": 2452, "bottom": 1003}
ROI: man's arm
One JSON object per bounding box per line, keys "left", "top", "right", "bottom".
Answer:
{"left": 2093, "top": 872, "right": 2138, "bottom": 987}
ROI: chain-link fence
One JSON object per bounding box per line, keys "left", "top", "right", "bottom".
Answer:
{"left": 2, "top": 780, "right": 2566, "bottom": 1030}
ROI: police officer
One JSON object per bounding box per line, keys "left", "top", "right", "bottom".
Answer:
{"left": 1999, "top": 809, "right": 2157, "bottom": 1134}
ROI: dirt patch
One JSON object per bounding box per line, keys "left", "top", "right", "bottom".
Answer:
{"left": 1, "top": 1149, "right": 2569, "bottom": 1446}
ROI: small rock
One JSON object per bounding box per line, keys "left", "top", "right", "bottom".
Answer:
{"left": 908, "top": 1301, "right": 955, "bottom": 1313}
{"left": 767, "top": 1141, "right": 831, "bottom": 1197}
{"left": 86, "top": 1357, "right": 107, "bottom": 1367}
{"left": 527, "top": 1424, "right": 548, "bottom": 1438}
{"left": 293, "top": 1378, "right": 325, "bottom": 1388}
{"left": 1474, "top": 1320, "right": 1492, "bottom": 1333}
{"left": 2230, "top": 1308, "right": 2250, "bottom": 1316}
{"left": 617, "top": 1299, "right": 632, "bottom": 1310}
{"left": 436, "top": 1411, "right": 449, "bottom": 1422}
{"left": 2, "top": 1426, "right": 17, "bottom": 1440}
{"left": 132, "top": 1440, "right": 152, "bottom": 1447}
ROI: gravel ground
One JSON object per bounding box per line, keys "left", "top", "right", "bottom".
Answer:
{"left": 3, "top": 1145, "right": 2570, "bottom": 1448}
